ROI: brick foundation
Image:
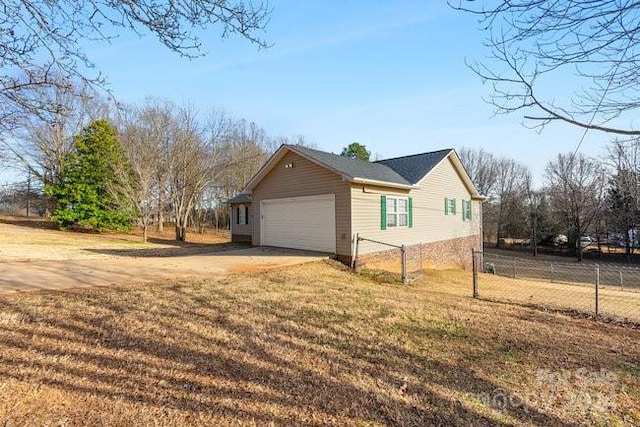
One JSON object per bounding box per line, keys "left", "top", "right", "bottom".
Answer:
{"left": 356, "top": 234, "right": 481, "bottom": 270}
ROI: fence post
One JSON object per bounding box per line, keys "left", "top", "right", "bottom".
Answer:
{"left": 401, "top": 245, "right": 408, "bottom": 284}
{"left": 595, "top": 264, "right": 600, "bottom": 317}
{"left": 620, "top": 270, "right": 624, "bottom": 291}
{"left": 352, "top": 233, "right": 359, "bottom": 271}
{"left": 472, "top": 249, "right": 478, "bottom": 298}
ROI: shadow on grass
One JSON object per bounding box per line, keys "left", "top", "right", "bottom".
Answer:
{"left": 84, "top": 244, "right": 326, "bottom": 259}
{"left": 84, "top": 241, "right": 249, "bottom": 257}
{"left": 0, "top": 270, "right": 584, "bottom": 425}
{"left": 0, "top": 216, "right": 57, "bottom": 230}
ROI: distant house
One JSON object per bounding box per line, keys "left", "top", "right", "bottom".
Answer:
{"left": 229, "top": 144, "right": 484, "bottom": 268}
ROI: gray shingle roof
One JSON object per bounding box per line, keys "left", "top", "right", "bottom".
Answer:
{"left": 228, "top": 193, "right": 251, "bottom": 204}
{"left": 288, "top": 145, "right": 411, "bottom": 186}
{"left": 374, "top": 149, "right": 452, "bottom": 184}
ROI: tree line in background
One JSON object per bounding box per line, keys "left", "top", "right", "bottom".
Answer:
{"left": 460, "top": 141, "right": 640, "bottom": 261}
{"left": 4, "top": 88, "right": 640, "bottom": 262}
{"left": 0, "top": 84, "right": 316, "bottom": 242}
{"left": 0, "top": 0, "right": 273, "bottom": 243}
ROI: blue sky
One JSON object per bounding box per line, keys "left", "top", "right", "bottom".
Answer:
{"left": 78, "top": 1, "right": 609, "bottom": 185}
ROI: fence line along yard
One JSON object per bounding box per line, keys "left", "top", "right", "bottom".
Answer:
{"left": 353, "top": 234, "right": 424, "bottom": 284}
{"left": 472, "top": 251, "right": 640, "bottom": 323}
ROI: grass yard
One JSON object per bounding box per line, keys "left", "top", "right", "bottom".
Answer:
{"left": 0, "top": 261, "right": 638, "bottom": 426}
{"left": 0, "top": 216, "right": 233, "bottom": 261}
{"left": 474, "top": 272, "right": 640, "bottom": 323}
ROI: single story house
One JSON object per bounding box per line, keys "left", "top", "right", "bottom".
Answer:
{"left": 229, "top": 144, "right": 484, "bottom": 268}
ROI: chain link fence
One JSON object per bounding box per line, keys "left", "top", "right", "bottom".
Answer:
{"left": 472, "top": 251, "right": 640, "bottom": 323}
{"left": 352, "top": 235, "right": 423, "bottom": 283}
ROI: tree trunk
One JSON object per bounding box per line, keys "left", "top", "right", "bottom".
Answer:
{"left": 175, "top": 204, "right": 187, "bottom": 242}
{"left": 157, "top": 186, "right": 165, "bottom": 232}
{"left": 495, "top": 223, "right": 503, "bottom": 248}
{"left": 142, "top": 224, "right": 148, "bottom": 243}
{"left": 175, "top": 224, "right": 186, "bottom": 241}
{"left": 577, "top": 241, "right": 583, "bottom": 261}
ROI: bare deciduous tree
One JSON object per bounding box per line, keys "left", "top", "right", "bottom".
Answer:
{"left": 452, "top": 1, "right": 640, "bottom": 135}
{"left": 198, "top": 119, "right": 272, "bottom": 231}
{"left": 130, "top": 99, "right": 175, "bottom": 233}
{"left": 0, "top": 0, "right": 270, "bottom": 135}
{"left": 5, "top": 83, "right": 107, "bottom": 182}
{"left": 169, "top": 107, "right": 230, "bottom": 241}
{"left": 605, "top": 139, "right": 640, "bottom": 256}
{"left": 3, "top": 82, "right": 110, "bottom": 214}
{"left": 545, "top": 153, "right": 607, "bottom": 260}
{"left": 493, "top": 158, "right": 531, "bottom": 247}
{"left": 458, "top": 147, "right": 498, "bottom": 197}
{"left": 117, "top": 105, "right": 169, "bottom": 242}
{"left": 219, "top": 120, "right": 271, "bottom": 197}
{"left": 458, "top": 148, "right": 529, "bottom": 244}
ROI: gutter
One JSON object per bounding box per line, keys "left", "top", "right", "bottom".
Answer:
{"left": 346, "top": 175, "right": 416, "bottom": 190}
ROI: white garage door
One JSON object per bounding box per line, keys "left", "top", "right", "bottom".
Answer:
{"left": 261, "top": 194, "right": 336, "bottom": 253}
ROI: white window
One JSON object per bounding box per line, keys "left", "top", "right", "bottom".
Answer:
{"left": 386, "top": 197, "right": 408, "bottom": 228}
{"left": 238, "top": 204, "right": 248, "bottom": 225}
{"left": 445, "top": 197, "right": 456, "bottom": 215}
{"left": 463, "top": 200, "right": 472, "bottom": 221}
{"left": 398, "top": 198, "right": 408, "bottom": 226}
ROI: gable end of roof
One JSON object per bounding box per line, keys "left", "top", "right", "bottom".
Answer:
{"left": 374, "top": 149, "right": 453, "bottom": 184}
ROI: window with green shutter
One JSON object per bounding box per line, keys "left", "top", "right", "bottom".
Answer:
{"left": 382, "top": 195, "right": 410, "bottom": 228}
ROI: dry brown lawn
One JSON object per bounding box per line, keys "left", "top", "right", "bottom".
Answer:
{"left": 365, "top": 254, "right": 640, "bottom": 323}
{"left": 0, "top": 216, "right": 233, "bottom": 261}
{"left": 473, "top": 272, "right": 640, "bottom": 324}
{"left": 0, "top": 261, "right": 638, "bottom": 426}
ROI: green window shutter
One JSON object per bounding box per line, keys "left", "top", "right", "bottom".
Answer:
{"left": 462, "top": 200, "right": 466, "bottom": 221}
{"left": 245, "top": 206, "right": 249, "bottom": 224}
{"left": 408, "top": 197, "right": 413, "bottom": 228}
{"left": 453, "top": 198, "right": 457, "bottom": 215}
{"left": 444, "top": 197, "right": 449, "bottom": 215}
{"left": 236, "top": 207, "right": 240, "bottom": 225}
{"left": 469, "top": 200, "right": 473, "bottom": 220}
{"left": 381, "top": 195, "right": 387, "bottom": 230}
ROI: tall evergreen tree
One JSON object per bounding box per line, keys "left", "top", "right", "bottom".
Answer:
{"left": 340, "top": 142, "right": 370, "bottom": 162}
{"left": 46, "top": 119, "right": 136, "bottom": 231}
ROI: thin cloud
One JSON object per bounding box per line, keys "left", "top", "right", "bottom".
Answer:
{"left": 194, "top": 14, "right": 435, "bottom": 74}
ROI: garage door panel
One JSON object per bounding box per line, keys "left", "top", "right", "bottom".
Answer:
{"left": 261, "top": 195, "right": 336, "bottom": 253}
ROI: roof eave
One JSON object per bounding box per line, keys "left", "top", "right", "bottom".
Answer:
{"left": 348, "top": 176, "right": 416, "bottom": 190}
{"left": 227, "top": 194, "right": 252, "bottom": 204}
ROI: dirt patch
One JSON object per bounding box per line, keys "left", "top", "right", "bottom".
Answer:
{"left": 0, "top": 219, "right": 326, "bottom": 293}
{"left": 0, "top": 247, "right": 326, "bottom": 294}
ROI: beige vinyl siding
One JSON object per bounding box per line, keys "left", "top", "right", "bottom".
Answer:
{"left": 251, "top": 150, "right": 352, "bottom": 256}
{"left": 352, "top": 156, "right": 481, "bottom": 255}
{"left": 230, "top": 203, "right": 252, "bottom": 236}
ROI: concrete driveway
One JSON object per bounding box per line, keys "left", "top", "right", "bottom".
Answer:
{"left": 0, "top": 247, "right": 327, "bottom": 294}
